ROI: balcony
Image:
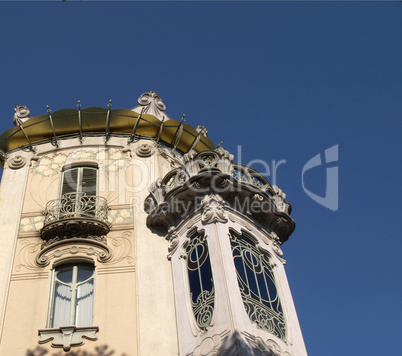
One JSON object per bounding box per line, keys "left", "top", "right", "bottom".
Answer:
{"left": 40, "top": 193, "right": 111, "bottom": 242}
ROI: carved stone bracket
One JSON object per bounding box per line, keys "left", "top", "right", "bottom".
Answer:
{"left": 166, "top": 227, "right": 180, "bottom": 259}
{"left": 201, "top": 194, "right": 228, "bottom": 224}
{"left": 41, "top": 218, "right": 110, "bottom": 242}
{"left": 271, "top": 186, "right": 291, "bottom": 215}
{"left": 38, "top": 326, "right": 99, "bottom": 351}
{"left": 269, "top": 232, "right": 284, "bottom": 258}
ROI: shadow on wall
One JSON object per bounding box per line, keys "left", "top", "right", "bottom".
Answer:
{"left": 26, "top": 345, "right": 130, "bottom": 356}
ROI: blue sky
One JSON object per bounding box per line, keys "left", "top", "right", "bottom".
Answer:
{"left": 1, "top": 2, "right": 401, "bottom": 355}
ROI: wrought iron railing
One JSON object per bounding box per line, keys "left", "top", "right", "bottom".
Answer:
{"left": 231, "top": 163, "right": 273, "bottom": 194}
{"left": 43, "top": 193, "right": 109, "bottom": 226}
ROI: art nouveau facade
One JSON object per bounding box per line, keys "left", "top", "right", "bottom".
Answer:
{"left": 0, "top": 92, "right": 307, "bottom": 356}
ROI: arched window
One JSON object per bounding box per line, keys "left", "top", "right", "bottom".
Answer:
{"left": 185, "top": 230, "right": 214, "bottom": 331}
{"left": 48, "top": 262, "right": 95, "bottom": 328}
{"left": 230, "top": 229, "right": 286, "bottom": 340}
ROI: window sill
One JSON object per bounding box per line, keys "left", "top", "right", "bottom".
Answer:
{"left": 38, "top": 326, "right": 99, "bottom": 351}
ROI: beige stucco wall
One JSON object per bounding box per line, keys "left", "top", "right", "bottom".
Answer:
{"left": 0, "top": 137, "right": 179, "bottom": 356}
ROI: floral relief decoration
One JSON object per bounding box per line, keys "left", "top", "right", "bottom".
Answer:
{"left": 108, "top": 209, "right": 133, "bottom": 225}
{"left": 31, "top": 149, "right": 131, "bottom": 176}
{"left": 20, "top": 216, "right": 45, "bottom": 232}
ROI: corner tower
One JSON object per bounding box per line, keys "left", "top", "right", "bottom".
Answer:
{"left": 0, "top": 92, "right": 307, "bottom": 356}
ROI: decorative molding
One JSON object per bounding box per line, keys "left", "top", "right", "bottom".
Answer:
{"left": 188, "top": 330, "right": 230, "bottom": 356}
{"left": 8, "top": 155, "right": 26, "bottom": 169}
{"left": 15, "top": 230, "right": 133, "bottom": 270}
{"left": 166, "top": 227, "right": 180, "bottom": 259}
{"left": 41, "top": 218, "right": 110, "bottom": 242}
{"left": 136, "top": 143, "right": 154, "bottom": 157}
{"left": 41, "top": 234, "right": 107, "bottom": 249}
{"left": 107, "top": 231, "right": 134, "bottom": 265}
{"left": 270, "top": 232, "right": 284, "bottom": 258}
{"left": 242, "top": 332, "right": 289, "bottom": 356}
{"left": 201, "top": 194, "right": 228, "bottom": 224}
{"left": 15, "top": 240, "right": 42, "bottom": 272}
{"left": 97, "top": 265, "right": 135, "bottom": 275}
{"left": 38, "top": 326, "right": 99, "bottom": 351}
{"left": 36, "top": 238, "right": 112, "bottom": 267}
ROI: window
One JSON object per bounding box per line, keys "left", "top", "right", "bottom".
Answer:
{"left": 48, "top": 263, "right": 95, "bottom": 328}
{"left": 185, "top": 230, "right": 215, "bottom": 330}
{"left": 61, "top": 164, "right": 98, "bottom": 196}
{"left": 230, "top": 230, "right": 286, "bottom": 340}
{"left": 60, "top": 164, "right": 98, "bottom": 218}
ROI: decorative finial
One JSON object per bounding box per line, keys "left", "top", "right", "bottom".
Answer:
{"left": 196, "top": 125, "right": 208, "bottom": 137}
{"left": 132, "top": 91, "right": 170, "bottom": 121}
{"left": 138, "top": 91, "right": 166, "bottom": 111}
{"left": 13, "top": 105, "right": 31, "bottom": 126}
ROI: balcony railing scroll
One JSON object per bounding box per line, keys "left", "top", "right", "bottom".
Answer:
{"left": 43, "top": 193, "right": 109, "bottom": 226}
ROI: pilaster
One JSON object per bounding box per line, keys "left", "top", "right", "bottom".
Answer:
{"left": 0, "top": 152, "right": 32, "bottom": 337}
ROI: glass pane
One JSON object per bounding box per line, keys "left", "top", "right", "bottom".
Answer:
{"left": 52, "top": 282, "right": 72, "bottom": 327}
{"left": 81, "top": 168, "right": 97, "bottom": 195}
{"left": 186, "top": 232, "right": 214, "bottom": 331}
{"left": 57, "top": 269, "right": 73, "bottom": 284}
{"left": 77, "top": 267, "right": 93, "bottom": 283}
{"left": 75, "top": 279, "right": 94, "bottom": 326}
{"left": 230, "top": 231, "right": 286, "bottom": 340}
{"left": 62, "top": 168, "right": 78, "bottom": 195}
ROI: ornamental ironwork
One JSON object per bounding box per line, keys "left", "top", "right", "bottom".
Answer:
{"left": 44, "top": 193, "right": 109, "bottom": 225}
{"left": 185, "top": 231, "right": 215, "bottom": 331}
{"left": 230, "top": 230, "right": 286, "bottom": 340}
{"left": 41, "top": 193, "right": 110, "bottom": 241}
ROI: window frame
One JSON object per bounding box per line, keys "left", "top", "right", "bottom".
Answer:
{"left": 47, "top": 261, "right": 96, "bottom": 329}
{"left": 60, "top": 162, "right": 99, "bottom": 197}
{"left": 229, "top": 228, "right": 287, "bottom": 340}
{"left": 184, "top": 228, "right": 215, "bottom": 331}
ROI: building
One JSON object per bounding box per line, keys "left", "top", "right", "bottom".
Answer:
{"left": 0, "top": 92, "right": 308, "bottom": 356}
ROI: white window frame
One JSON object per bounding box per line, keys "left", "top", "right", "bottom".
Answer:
{"left": 47, "top": 262, "right": 95, "bottom": 328}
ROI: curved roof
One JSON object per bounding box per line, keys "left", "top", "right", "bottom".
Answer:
{"left": 0, "top": 92, "right": 215, "bottom": 165}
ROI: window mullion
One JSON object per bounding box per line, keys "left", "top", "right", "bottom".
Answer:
{"left": 48, "top": 269, "right": 56, "bottom": 328}
{"left": 75, "top": 168, "right": 82, "bottom": 215}
{"left": 70, "top": 266, "right": 78, "bottom": 325}
{"left": 251, "top": 251, "right": 262, "bottom": 303}
{"left": 195, "top": 245, "right": 205, "bottom": 300}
